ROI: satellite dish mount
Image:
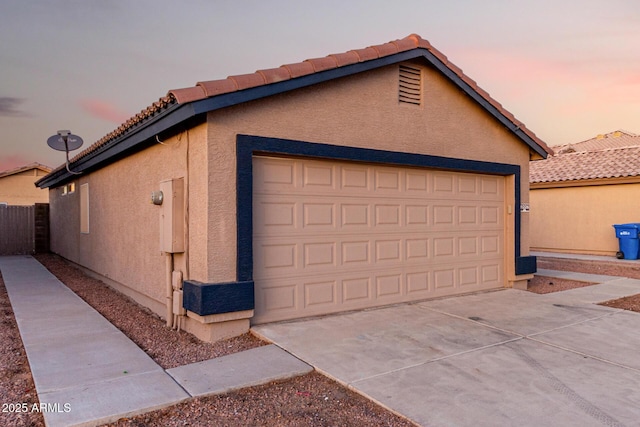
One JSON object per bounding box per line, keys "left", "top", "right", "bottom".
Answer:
{"left": 47, "top": 130, "right": 84, "bottom": 175}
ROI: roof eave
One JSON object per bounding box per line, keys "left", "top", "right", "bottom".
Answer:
{"left": 37, "top": 102, "right": 197, "bottom": 188}
{"left": 531, "top": 175, "right": 640, "bottom": 189}
{"left": 1, "top": 164, "right": 51, "bottom": 179}
{"left": 40, "top": 48, "right": 549, "bottom": 187}
{"left": 416, "top": 49, "right": 549, "bottom": 159}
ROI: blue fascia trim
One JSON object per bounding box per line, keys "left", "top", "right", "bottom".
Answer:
{"left": 194, "top": 48, "right": 547, "bottom": 159}
{"left": 37, "top": 102, "right": 197, "bottom": 188}
{"left": 191, "top": 50, "right": 423, "bottom": 115}
{"left": 42, "top": 48, "right": 546, "bottom": 188}
{"left": 237, "top": 134, "right": 527, "bottom": 282}
{"left": 418, "top": 50, "right": 548, "bottom": 159}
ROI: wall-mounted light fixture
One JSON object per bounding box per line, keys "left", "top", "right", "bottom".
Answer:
{"left": 151, "top": 190, "right": 164, "bottom": 205}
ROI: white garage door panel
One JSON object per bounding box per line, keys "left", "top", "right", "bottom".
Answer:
{"left": 253, "top": 157, "right": 505, "bottom": 324}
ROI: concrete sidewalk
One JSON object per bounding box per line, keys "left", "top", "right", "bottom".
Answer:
{"left": 0, "top": 256, "right": 311, "bottom": 427}
{"left": 254, "top": 271, "right": 640, "bottom": 426}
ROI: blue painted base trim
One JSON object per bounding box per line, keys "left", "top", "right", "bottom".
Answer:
{"left": 183, "top": 280, "right": 254, "bottom": 316}
{"left": 516, "top": 256, "right": 537, "bottom": 275}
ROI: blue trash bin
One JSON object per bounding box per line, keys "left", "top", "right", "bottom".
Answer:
{"left": 613, "top": 223, "right": 640, "bottom": 260}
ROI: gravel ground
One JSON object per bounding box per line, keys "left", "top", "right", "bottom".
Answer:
{"left": 34, "top": 253, "right": 266, "bottom": 369}
{"left": 3, "top": 253, "right": 640, "bottom": 427}
{"left": 526, "top": 275, "right": 597, "bottom": 294}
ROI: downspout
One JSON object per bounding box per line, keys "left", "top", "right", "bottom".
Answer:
{"left": 156, "top": 130, "right": 189, "bottom": 331}
{"left": 166, "top": 252, "right": 174, "bottom": 328}
{"left": 176, "top": 130, "right": 190, "bottom": 331}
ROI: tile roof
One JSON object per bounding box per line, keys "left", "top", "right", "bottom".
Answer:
{"left": 61, "top": 96, "right": 176, "bottom": 166}
{"left": 46, "top": 34, "right": 551, "bottom": 181}
{"left": 552, "top": 130, "right": 639, "bottom": 154}
{"left": 530, "top": 132, "right": 640, "bottom": 184}
{"left": 0, "top": 162, "right": 51, "bottom": 179}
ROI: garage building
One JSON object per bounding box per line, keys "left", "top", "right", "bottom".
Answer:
{"left": 37, "top": 34, "right": 552, "bottom": 341}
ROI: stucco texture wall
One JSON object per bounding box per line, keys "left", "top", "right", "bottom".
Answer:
{"left": 50, "top": 124, "right": 208, "bottom": 316}
{"left": 0, "top": 171, "right": 50, "bottom": 205}
{"left": 530, "top": 182, "right": 640, "bottom": 256}
{"left": 206, "top": 61, "right": 533, "bottom": 284}
{"left": 49, "top": 60, "right": 536, "bottom": 318}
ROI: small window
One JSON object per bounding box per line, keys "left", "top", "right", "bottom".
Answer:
{"left": 61, "top": 182, "right": 76, "bottom": 195}
{"left": 0, "top": 202, "right": 7, "bottom": 207}
{"left": 80, "top": 183, "right": 89, "bottom": 234}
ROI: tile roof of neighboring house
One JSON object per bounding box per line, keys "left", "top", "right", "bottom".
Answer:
{"left": 0, "top": 163, "right": 51, "bottom": 179}
{"left": 40, "top": 34, "right": 551, "bottom": 187}
{"left": 552, "top": 130, "right": 639, "bottom": 154}
{"left": 530, "top": 131, "right": 640, "bottom": 184}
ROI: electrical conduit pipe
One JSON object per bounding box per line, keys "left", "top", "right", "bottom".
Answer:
{"left": 165, "top": 252, "right": 174, "bottom": 328}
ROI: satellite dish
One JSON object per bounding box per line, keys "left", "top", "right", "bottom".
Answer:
{"left": 46, "top": 130, "right": 84, "bottom": 175}
{"left": 47, "top": 132, "right": 83, "bottom": 152}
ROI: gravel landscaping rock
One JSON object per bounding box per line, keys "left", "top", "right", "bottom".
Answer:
{"left": 34, "top": 253, "right": 266, "bottom": 370}
{"left": 527, "top": 275, "right": 597, "bottom": 294}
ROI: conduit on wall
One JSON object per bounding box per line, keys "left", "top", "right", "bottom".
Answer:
{"left": 157, "top": 131, "right": 190, "bottom": 330}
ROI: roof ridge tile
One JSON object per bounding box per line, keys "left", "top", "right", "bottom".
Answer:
{"left": 406, "top": 33, "right": 431, "bottom": 49}
{"left": 168, "top": 86, "right": 206, "bottom": 104}
{"left": 371, "top": 41, "right": 399, "bottom": 57}
{"left": 257, "top": 67, "right": 292, "bottom": 84}
{"left": 304, "top": 56, "right": 339, "bottom": 72}
{"left": 228, "top": 73, "right": 266, "bottom": 90}
{"left": 392, "top": 36, "right": 419, "bottom": 52}
{"left": 197, "top": 79, "right": 238, "bottom": 97}
{"left": 281, "top": 61, "right": 315, "bottom": 78}
{"left": 328, "top": 51, "right": 360, "bottom": 67}
{"left": 348, "top": 46, "right": 379, "bottom": 62}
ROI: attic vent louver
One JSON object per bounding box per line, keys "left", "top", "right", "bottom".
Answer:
{"left": 399, "top": 65, "right": 422, "bottom": 105}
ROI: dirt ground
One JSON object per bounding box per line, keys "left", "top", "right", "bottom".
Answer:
{"left": 526, "top": 275, "right": 597, "bottom": 294}
{"left": 2, "top": 253, "right": 640, "bottom": 427}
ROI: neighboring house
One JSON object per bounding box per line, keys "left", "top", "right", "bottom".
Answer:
{"left": 0, "top": 163, "right": 51, "bottom": 206}
{"left": 37, "top": 34, "right": 552, "bottom": 342}
{"left": 530, "top": 130, "right": 640, "bottom": 256}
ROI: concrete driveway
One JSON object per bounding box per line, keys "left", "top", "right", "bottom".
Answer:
{"left": 253, "top": 273, "right": 640, "bottom": 427}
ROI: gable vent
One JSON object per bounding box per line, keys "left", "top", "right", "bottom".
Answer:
{"left": 399, "top": 65, "right": 422, "bottom": 105}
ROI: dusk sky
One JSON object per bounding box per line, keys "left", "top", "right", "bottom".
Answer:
{"left": 1, "top": 0, "right": 639, "bottom": 172}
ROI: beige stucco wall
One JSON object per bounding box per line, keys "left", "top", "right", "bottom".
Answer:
{"left": 530, "top": 181, "right": 640, "bottom": 256}
{"left": 0, "top": 169, "right": 50, "bottom": 205}
{"left": 48, "top": 59, "right": 537, "bottom": 334}
{"left": 50, "top": 123, "right": 208, "bottom": 316}
{"left": 206, "top": 61, "right": 533, "bottom": 285}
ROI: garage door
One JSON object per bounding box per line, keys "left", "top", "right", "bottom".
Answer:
{"left": 252, "top": 156, "right": 505, "bottom": 324}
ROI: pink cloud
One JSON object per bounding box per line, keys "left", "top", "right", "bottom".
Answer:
{"left": 0, "top": 155, "right": 33, "bottom": 173}
{"left": 451, "top": 48, "right": 578, "bottom": 86}
{"left": 79, "top": 98, "right": 131, "bottom": 124}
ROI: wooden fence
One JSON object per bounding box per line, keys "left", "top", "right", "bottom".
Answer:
{"left": 0, "top": 204, "right": 49, "bottom": 255}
